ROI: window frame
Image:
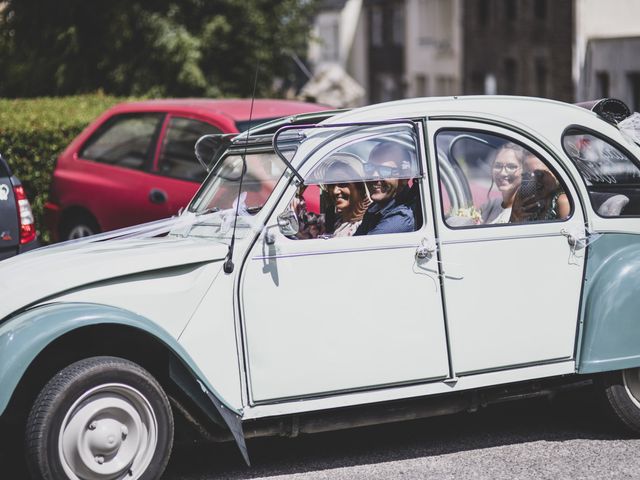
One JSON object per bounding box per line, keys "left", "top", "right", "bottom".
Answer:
{"left": 274, "top": 120, "right": 429, "bottom": 241}
{"left": 78, "top": 112, "right": 165, "bottom": 172}
{"left": 154, "top": 114, "right": 223, "bottom": 182}
{"left": 561, "top": 124, "right": 640, "bottom": 219}
{"left": 433, "top": 126, "right": 576, "bottom": 230}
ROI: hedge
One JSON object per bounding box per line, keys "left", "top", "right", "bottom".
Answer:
{"left": 0, "top": 93, "right": 140, "bottom": 243}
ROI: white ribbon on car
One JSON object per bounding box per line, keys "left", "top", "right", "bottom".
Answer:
{"left": 619, "top": 112, "right": 640, "bottom": 146}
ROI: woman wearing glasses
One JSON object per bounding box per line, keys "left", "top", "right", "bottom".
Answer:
{"left": 481, "top": 142, "right": 527, "bottom": 224}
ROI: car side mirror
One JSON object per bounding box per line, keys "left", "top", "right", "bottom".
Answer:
{"left": 277, "top": 209, "right": 299, "bottom": 237}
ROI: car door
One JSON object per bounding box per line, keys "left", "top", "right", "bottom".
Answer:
{"left": 76, "top": 112, "right": 168, "bottom": 229}
{"left": 240, "top": 122, "right": 450, "bottom": 403}
{"left": 152, "top": 114, "right": 224, "bottom": 215}
{"left": 427, "top": 121, "right": 586, "bottom": 376}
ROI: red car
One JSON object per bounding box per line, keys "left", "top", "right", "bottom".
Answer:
{"left": 45, "top": 99, "right": 328, "bottom": 241}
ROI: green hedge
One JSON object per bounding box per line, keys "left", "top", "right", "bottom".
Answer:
{"left": 0, "top": 93, "right": 140, "bottom": 243}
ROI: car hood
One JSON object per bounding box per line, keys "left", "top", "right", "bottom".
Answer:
{"left": 0, "top": 235, "right": 227, "bottom": 322}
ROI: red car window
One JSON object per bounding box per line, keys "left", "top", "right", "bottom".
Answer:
{"left": 79, "top": 113, "right": 164, "bottom": 171}
{"left": 157, "top": 117, "right": 223, "bottom": 182}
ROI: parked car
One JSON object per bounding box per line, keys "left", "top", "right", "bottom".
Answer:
{"left": 4, "top": 96, "right": 640, "bottom": 480}
{"left": 0, "top": 154, "right": 39, "bottom": 259}
{"left": 44, "top": 98, "right": 329, "bottom": 241}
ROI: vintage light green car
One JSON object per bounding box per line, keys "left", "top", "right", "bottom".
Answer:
{"left": 2, "top": 96, "right": 640, "bottom": 479}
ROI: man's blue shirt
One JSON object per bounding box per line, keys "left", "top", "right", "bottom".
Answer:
{"left": 354, "top": 197, "right": 415, "bottom": 236}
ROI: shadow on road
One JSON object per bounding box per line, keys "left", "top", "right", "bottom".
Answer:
{"left": 1, "top": 387, "right": 631, "bottom": 479}
{"left": 163, "top": 387, "right": 632, "bottom": 479}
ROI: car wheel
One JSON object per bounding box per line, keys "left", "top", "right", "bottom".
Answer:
{"left": 62, "top": 214, "right": 100, "bottom": 240}
{"left": 25, "top": 356, "right": 174, "bottom": 480}
{"left": 602, "top": 367, "right": 640, "bottom": 434}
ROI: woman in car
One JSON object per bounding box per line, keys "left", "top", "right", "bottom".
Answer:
{"left": 481, "top": 142, "right": 526, "bottom": 224}
{"left": 324, "top": 156, "right": 371, "bottom": 237}
{"left": 509, "top": 153, "right": 571, "bottom": 222}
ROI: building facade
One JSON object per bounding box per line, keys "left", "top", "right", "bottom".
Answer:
{"left": 462, "top": 0, "right": 574, "bottom": 101}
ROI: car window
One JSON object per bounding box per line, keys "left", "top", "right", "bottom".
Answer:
{"left": 562, "top": 129, "right": 640, "bottom": 217}
{"left": 436, "top": 130, "right": 572, "bottom": 227}
{"left": 277, "top": 123, "right": 423, "bottom": 239}
{"left": 79, "top": 113, "right": 164, "bottom": 170}
{"left": 158, "top": 117, "right": 222, "bottom": 182}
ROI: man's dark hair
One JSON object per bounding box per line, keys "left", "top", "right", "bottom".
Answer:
{"left": 369, "top": 141, "right": 412, "bottom": 168}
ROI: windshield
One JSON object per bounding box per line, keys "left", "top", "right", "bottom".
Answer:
{"left": 180, "top": 149, "right": 286, "bottom": 242}
{"left": 190, "top": 149, "right": 285, "bottom": 214}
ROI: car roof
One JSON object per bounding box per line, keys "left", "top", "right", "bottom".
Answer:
{"left": 324, "top": 95, "right": 622, "bottom": 142}
{"left": 110, "top": 98, "right": 331, "bottom": 121}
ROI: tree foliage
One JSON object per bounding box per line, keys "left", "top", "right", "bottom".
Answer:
{"left": 0, "top": 0, "right": 317, "bottom": 98}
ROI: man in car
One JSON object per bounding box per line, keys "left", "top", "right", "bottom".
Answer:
{"left": 354, "top": 141, "right": 415, "bottom": 236}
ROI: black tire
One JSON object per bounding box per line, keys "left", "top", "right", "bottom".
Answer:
{"left": 61, "top": 213, "right": 100, "bottom": 240}
{"left": 25, "top": 356, "right": 174, "bottom": 480}
{"left": 602, "top": 368, "right": 640, "bottom": 434}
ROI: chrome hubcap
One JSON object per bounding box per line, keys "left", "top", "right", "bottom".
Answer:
{"left": 58, "top": 383, "right": 158, "bottom": 480}
{"left": 68, "top": 224, "right": 94, "bottom": 239}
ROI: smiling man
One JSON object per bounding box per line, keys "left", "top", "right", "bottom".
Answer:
{"left": 354, "top": 141, "right": 415, "bottom": 236}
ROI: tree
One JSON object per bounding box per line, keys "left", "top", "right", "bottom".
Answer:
{"left": 0, "top": 0, "right": 317, "bottom": 98}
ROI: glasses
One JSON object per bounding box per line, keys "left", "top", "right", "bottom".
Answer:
{"left": 363, "top": 163, "right": 401, "bottom": 177}
{"left": 492, "top": 163, "right": 520, "bottom": 173}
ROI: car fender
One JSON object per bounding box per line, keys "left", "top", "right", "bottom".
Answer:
{"left": 0, "top": 301, "right": 250, "bottom": 465}
{"left": 579, "top": 233, "right": 640, "bottom": 373}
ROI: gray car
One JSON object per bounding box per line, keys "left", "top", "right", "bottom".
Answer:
{"left": 0, "top": 154, "right": 39, "bottom": 259}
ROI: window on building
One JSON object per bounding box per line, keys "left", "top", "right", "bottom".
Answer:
{"left": 436, "top": 76, "right": 455, "bottom": 96}
{"left": 503, "top": 59, "right": 517, "bottom": 95}
{"left": 596, "top": 71, "right": 610, "bottom": 98}
{"left": 470, "top": 72, "right": 484, "bottom": 94}
{"left": 628, "top": 72, "right": 640, "bottom": 111}
{"left": 478, "top": 0, "right": 490, "bottom": 27}
{"left": 319, "top": 20, "right": 340, "bottom": 62}
{"left": 534, "top": 0, "right": 547, "bottom": 20}
{"left": 371, "top": 6, "right": 383, "bottom": 47}
{"left": 416, "top": 74, "right": 429, "bottom": 97}
{"left": 392, "top": 3, "right": 405, "bottom": 46}
{"left": 504, "top": 0, "right": 517, "bottom": 21}
{"left": 535, "top": 58, "right": 548, "bottom": 97}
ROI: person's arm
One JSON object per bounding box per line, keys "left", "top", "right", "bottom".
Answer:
{"left": 366, "top": 209, "right": 414, "bottom": 235}
{"left": 557, "top": 193, "right": 570, "bottom": 219}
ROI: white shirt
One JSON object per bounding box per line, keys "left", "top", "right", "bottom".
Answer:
{"left": 491, "top": 207, "right": 512, "bottom": 224}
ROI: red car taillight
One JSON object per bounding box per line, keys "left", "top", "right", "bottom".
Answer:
{"left": 14, "top": 185, "right": 36, "bottom": 244}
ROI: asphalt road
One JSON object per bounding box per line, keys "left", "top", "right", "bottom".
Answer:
{"left": 4, "top": 388, "right": 640, "bottom": 479}
{"left": 164, "top": 388, "right": 639, "bottom": 480}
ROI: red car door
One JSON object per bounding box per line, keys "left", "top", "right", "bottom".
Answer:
{"left": 152, "top": 114, "right": 224, "bottom": 215}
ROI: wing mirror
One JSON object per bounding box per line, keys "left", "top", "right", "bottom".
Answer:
{"left": 277, "top": 209, "right": 299, "bottom": 237}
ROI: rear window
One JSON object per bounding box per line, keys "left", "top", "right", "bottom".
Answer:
{"left": 79, "top": 113, "right": 164, "bottom": 171}
{"left": 562, "top": 128, "right": 640, "bottom": 216}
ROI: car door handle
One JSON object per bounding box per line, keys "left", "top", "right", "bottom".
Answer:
{"left": 149, "top": 188, "right": 168, "bottom": 204}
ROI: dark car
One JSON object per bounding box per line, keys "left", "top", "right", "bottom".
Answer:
{"left": 0, "top": 154, "right": 39, "bottom": 259}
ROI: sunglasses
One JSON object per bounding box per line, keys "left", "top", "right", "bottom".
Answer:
{"left": 363, "top": 164, "right": 402, "bottom": 177}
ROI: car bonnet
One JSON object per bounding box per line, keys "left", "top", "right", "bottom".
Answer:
{"left": 0, "top": 234, "right": 228, "bottom": 322}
